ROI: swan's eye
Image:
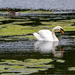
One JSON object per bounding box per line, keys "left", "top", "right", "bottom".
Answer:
{"left": 60, "top": 28, "right": 64, "bottom": 34}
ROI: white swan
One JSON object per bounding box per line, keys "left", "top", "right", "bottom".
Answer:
{"left": 33, "top": 26, "right": 64, "bottom": 41}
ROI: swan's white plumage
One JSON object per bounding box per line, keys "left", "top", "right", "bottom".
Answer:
{"left": 33, "top": 26, "right": 64, "bottom": 41}
{"left": 33, "top": 33, "right": 43, "bottom": 40}
{"left": 33, "top": 30, "right": 54, "bottom": 41}
{"left": 38, "top": 30, "right": 54, "bottom": 41}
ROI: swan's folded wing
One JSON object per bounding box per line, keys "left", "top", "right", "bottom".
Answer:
{"left": 33, "top": 33, "right": 43, "bottom": 40}
{"left": 38, "top": 30, "right": 54, "bottom": 41}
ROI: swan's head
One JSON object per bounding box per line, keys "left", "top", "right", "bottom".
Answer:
{"left": 53, "top": 26, "right": 64, "bottom": 34}
{"left": 60, "top": 28, "right": 64, "bottom": 34}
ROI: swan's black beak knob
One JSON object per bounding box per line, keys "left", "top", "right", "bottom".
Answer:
{"left": 60, "top": 28, "right": 64, "bottom": 34}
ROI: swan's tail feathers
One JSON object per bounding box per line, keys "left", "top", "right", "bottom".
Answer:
{"left": 33, "top": 33, "right": 43, "bottom": 40}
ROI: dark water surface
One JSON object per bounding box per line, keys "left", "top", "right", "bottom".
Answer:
{"left": 0, "top": 31, "right": 75, "bottom": 74}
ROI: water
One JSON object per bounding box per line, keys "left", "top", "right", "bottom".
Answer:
{"left": 0, "top": 0, "right": 75, "bottom": 74}
{"left": 0, "top": 0, "right": 75, "bottom": 10}
{"left": 0, "top": 32, "right": 75, "bottom": 74}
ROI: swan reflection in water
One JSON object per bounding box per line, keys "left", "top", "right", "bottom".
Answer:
{"left": 34, "top": 41, "right": 64, "bottom": 58}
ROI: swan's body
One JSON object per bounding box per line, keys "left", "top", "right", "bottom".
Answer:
{"left": 33, "top": 26, "right": 64, "bottom": 41}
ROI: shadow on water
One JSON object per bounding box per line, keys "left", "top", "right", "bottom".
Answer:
{"left": 0, "top": 31, "right": 75, "bottom": 74}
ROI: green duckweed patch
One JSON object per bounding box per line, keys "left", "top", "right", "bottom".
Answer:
{"left": 68, "top": 67, "right": 75, "bottom": 71}
{"left": 56, "top": 59, "right": 65, "bottom": 63}
{"left": 12, "top": 21, "right": 33, "bottom": 25}
{"left": 70, "top": 36, "right": 75, "bottom": 37}
{"left": 0, "top": 59, "right": 53, "bottom": 74}
{"left": 20, "top": 10, "right": 53, "bottom": 14}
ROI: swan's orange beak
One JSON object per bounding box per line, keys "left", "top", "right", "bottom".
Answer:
{"left": 60, "top": 28, "right": 64, "bottom": 34}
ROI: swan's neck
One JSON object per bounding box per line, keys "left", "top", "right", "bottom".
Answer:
{"left": 52, "top": 29, "right": 59, "bottom": 41}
